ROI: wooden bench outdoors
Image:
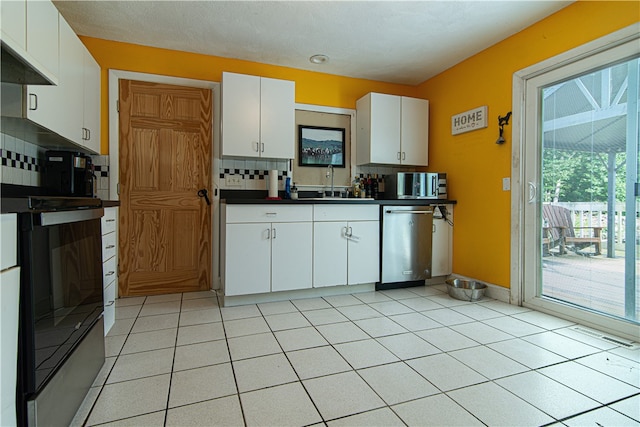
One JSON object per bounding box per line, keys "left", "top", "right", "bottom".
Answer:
{"left": 542, "top": 204, "right": 602, "bottom": 256}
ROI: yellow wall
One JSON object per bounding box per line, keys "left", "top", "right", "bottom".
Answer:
{"left": 79, "top": 36, "right": 416, "bottom": 155}
{"left": 81, "top": 0, "right": 638, "bottom": 289}
{"left": 415, "top": 0, "right": 639, "bottom": 288}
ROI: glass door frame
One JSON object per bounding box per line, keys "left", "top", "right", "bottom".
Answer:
{"left": 511, "top": 25, "right": 640, "bottom": 341}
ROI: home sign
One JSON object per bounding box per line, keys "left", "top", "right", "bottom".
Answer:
{"left": 451, "top": 106, "right": 488, "bottom": 135}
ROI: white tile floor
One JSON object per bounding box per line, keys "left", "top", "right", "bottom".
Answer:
{"left": 72, "top": 285, "right": 640, "bottom": 427}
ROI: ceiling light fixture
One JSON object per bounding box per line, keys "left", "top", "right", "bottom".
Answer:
{"left": 309, "top": 54, "right": 329, "bottom": 65}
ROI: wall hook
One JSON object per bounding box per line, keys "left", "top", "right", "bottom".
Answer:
{"left": 496, "top": 111, "right": 512, "bottom": 144}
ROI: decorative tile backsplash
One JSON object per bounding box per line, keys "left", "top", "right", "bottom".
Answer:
{"left": 0, "top": 133, "right": 44, "bottom": 187}
{"left": 217, "top": 158, "right": 289, "bottom": 190}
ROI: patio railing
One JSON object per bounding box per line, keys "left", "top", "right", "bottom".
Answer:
{"left": 554, "top": 201, "right": 631, "bottom": 250}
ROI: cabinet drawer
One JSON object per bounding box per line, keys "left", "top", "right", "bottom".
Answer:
{"left": 101, "top": 208, "right": 117, "bottom": 235}
{"left": 313, "top": 204, "right": 379, "bottom": 222}
{"left": 0, "top": 214, "right": 17, "bottom": 270}
{"left": 103, "top": 281, "right": 116, "bottom": 335}
{"left": 102, "top": 231, "right": 116, "bottom": 261}
{"left": 226, "top": 204, "right": 312, "bottom": 223}
{"left": 102, "top": 255, "right": 117, "bottom": 289}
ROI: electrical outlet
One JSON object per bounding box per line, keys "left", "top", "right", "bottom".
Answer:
{"left": 502, "top": 177, "right": 511, "bottom": 191}
{"left": 225, "top": 175, "right": 243, "bottom": 186}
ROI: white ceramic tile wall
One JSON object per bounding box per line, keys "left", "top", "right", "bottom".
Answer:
{"left": 218, "top": 158, "right": 288, "bottom": 191}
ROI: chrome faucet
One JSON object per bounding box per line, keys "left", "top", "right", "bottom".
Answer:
{"left": 326, "top": 165, "right": 334, "bottom": 197}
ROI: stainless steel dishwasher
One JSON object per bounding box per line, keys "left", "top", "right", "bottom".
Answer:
{"left": 379, "top": 205, "right": 434, "bottom": 289}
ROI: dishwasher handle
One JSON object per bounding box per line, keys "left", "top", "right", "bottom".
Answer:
{"left": 385, "top": 210, "right": 433, "bottom": 214}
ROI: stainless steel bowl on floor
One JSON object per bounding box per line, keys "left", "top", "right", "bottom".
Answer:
{"left": 445, "top": 278, "right": 487, "bottom": 302}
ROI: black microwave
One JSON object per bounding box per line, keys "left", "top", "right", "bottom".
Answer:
{"left": 43, "top": 151, "right": 95, "bottom": 197}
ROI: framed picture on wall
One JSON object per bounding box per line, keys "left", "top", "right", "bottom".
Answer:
{"left": 298, "top": 125, "right": 345, "bottom": 167}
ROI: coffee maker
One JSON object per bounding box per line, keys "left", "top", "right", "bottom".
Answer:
{"left": 44, "top": 150, "right": 95, "bottom": 197}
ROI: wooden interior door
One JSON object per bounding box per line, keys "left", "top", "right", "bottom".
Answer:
{"left": 118, "top": 79, "right": 212, "bottom": 296}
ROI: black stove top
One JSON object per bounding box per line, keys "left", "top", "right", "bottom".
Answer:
{"left": 1, "top": 184, "right": 102, "bottom": 213}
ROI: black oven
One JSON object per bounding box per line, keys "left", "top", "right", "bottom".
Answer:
{"left": 15, "top": 197, "right": 105, "bottom": 426}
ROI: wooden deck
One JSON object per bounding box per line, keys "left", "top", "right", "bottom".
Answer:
{"left": 542, "top": 251, "right": 639, "bottom": 320}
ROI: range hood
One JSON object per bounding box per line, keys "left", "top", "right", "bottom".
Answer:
{"left": 1, "top": 42, "right": 56, "bottom": 85}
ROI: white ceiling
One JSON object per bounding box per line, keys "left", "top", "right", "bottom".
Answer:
{"left": 53, "top": 0, "right": 573, "bottom": 86}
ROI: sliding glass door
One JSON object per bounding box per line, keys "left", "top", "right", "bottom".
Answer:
{"left": 521, "top": 39, "right": 639, "bottom": 338}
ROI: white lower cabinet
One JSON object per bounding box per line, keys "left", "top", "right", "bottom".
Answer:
{"left": 346, "top": 221, "right": 380, "bottom": 285}
{"left": 313, "top": 205, "right": 380, "bottom": 288}
{"left": 313, "top": 220, "right": 379, "bottom": 287}
{"left": 313, "top": 222, "right": 348, "bottom": 287}
{"left": 225, "top": 223, "right": 271, "bottom": 295}
{"left": 432, "top": 205, "right": 453, "bottom": 277}
{"left": 270, "top": 222, "right": 313, "bottom": 292}
{"left": 101, "top": 207, "right": 118, "bottom": 335}
{"left": 223, "top": 205, "right": 313, "bottom": 296}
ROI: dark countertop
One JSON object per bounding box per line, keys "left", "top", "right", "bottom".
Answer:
{"left": 219, "top": 189, "right": 456, "bottom": 206}
{"left": 222, "top": 198, "right": 456, "bottom": 205}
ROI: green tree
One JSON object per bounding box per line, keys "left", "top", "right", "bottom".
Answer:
{"left": 543, "top": 149, "right": 626, "bottom": 203}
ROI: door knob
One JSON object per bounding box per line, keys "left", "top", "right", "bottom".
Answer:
{"left": 197, "top": 189, "right": 211, "bottom": 205}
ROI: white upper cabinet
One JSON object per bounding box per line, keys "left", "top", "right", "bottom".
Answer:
{"left": 356, "top": 92, "right": 429, "bottom": 166}
{"left": 25, "top": 14, "right": 101, "bottom": 153}
{"left": 400, "top": 96, "right": 429, "bottom": 166}
{"left": 82, "top": 49, "right": 101, "bottom": 153}
{"left": 1, "top": 0, "right": 59, "bottom": 85}
{"left": 222, "top": 72, "right": 295, "bottom": 159}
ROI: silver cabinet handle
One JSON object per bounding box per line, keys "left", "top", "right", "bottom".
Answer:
{"left": 261, "top": 142, "right": 265, "bottom": 153}
{"left": 402, "top": 152, "right": 406, "bottom": 160}
{"left": 254, "top": 142, "right": 260, "bottom": 152}
{"left": 265, "top": 212, "right": 277, "bottom": 217}
{"left": 105, "top": 301, "right": 114, "bottom": 307}
{"left": 106, "top": 219, "right": 116, "bottom": 223}
{"left": 105, "top": 245, "right": 116, "bottom": 249}
{"left": 105, "top": 271, "right": 115, "bottom": 276}
{"left": 272, "top": 228, "right": 276, "bottom": 239}
{"left": 397, "top": 152, "right": 401, "bottom": 160}
{"left": 266, "top": 228, "right": 271, "bottom": 239}
{"left": 528, "top": 182, "right": 537, "bottom": 204}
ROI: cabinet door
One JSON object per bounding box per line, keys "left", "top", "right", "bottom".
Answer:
{"left": 313, "top": 222, "right": 347, "bottom": 287}
{"left": 103, "top": 281, "right": 116, "bottom": 336}
{"left": 271, "top": 222, "right": 312, "bottom": 292}
{"left": 260, "top": 77, "right": 295, "bottom": 159}
{"left": 400, "top": 97, "right": 429, "bottom": 166}
{"left": 431, "top": 208, "right": 453, "bottom": 277}
{"left": 25, "top": 0, "right": 58, "bottom": 80}
{"left": 369, "top": 93, "right": 401, "bottom": 165}
{"left": 225, "top": 223, "right": 271, "bottom": 295}
{"left": 27, "top": 16, "right": 82, "bottom": 143}
{"left": 1, "top": 0, "right": 26, "bottom": 51}
{"left": 82, "top": 48, "right": 101, "bottom": 153}
{"left": 221, "top": 72, "right": 261, "bottom": 157}
{"left": 347, "top": 221, "right": 380, "bottom": 285}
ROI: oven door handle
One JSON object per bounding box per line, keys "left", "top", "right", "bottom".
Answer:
{"left": 38, "top": 208, "right": 104, "bottom": 226}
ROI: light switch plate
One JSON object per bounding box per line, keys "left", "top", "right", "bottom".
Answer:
{"left": 502, "top": 177, "right": 511, "bottom": 191}
{"left": 225, "top": 175, "right": 243, "bottom": 186}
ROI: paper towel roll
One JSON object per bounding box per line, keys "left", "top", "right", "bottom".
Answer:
{"left": 268, "top": 170, "right": 278, "bottom": 198}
